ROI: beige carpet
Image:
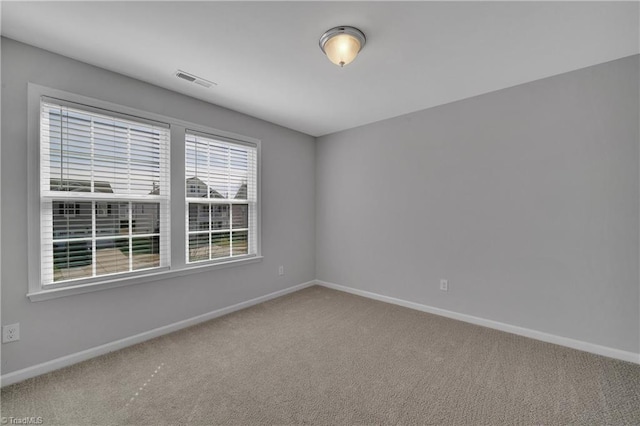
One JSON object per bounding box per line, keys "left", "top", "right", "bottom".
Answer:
{"left": 2, "top": 286, "right": 639, "bottom": 425}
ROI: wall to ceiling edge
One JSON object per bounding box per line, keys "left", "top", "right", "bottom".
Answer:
{"left": 316, "top": 54, "right": 640, "bottom": 356}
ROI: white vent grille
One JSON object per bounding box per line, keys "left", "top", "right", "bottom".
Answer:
{"left": 175, "top": 70, "right": 216, "bottom": 88}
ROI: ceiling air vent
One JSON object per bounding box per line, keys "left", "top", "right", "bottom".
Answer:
{"left": 175, "top": 70, "right": 216, "bottom": 88}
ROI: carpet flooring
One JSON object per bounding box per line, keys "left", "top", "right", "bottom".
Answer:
{"left": 2, "top": 285, "right": 639, "bottom": 425}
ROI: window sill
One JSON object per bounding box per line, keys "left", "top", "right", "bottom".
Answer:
{"left": 27, "top": 256, "right": 264, "bottom": 302}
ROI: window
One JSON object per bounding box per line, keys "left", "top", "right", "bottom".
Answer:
{"left": 185, "top": 131, "right": 258, "bottom": 263}
{"left": 29, "top": 85, "right": 262, "bottom": 300}
{"left": 40, "top": 99, "right": 170, "bottom": 286}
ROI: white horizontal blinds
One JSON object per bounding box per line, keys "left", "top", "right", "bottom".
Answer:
{"left": 185, "top": 131, "right": 257, "bottom": 263}
{"left": 40, "top": 99, "right": 170, "bottom": 286}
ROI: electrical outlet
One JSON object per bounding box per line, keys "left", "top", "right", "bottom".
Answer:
{"left": 2, "top": 323, "right": 20, "bottom": 343}
{"left": 440, "top": 279, "right": 448, "bottom": 292}
{"left": 278, "top": 265, "right": 284, "bottom": 276}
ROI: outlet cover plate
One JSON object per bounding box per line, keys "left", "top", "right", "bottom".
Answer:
{"left": 2, "top": 323, "right": 20, "bottom": 343}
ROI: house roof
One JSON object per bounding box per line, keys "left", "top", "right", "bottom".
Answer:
{"left": 234, "top": 183, "right": 247, "bottom": 200}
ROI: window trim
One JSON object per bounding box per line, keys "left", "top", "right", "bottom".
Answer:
{"left": 27, "top": 83, "right": 262, "bottom": 302}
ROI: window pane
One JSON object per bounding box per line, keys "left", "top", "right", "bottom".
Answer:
{"left": 211, "top": 232, "right": 231, "bottom": 259}
{"left": 210, "top": 145, "right": 230, "bottom": 199}
{"left": 209, "top": 144, "right": 229, "bottom": 169}
{"left": 130, "top": 237, "right": 160, "bottom": 270}
{"left": 93, "top": 118, "right": 127, "bottom": 195}
{"left": 189, "top": 234, "right": 210, "bottom": 262}
{"left": 189, "top": 203, "right": 210, "bottom": 232}
{"left": 130, "top": 126, "right": 161, "bottom": 196}
{"left": 232, "top": 204, "right": 248, "bottom": 229}
{"left": 232, "top": 231, "right": 248, "bottom": 256}
{"left": 229, "top": 147, "right": 248, "bottom": 172}
{"left": 96, "top": 238, "right": 130, "bottom": 275}
{"left": 212, "top": 204, "right": 230, "bottom": 230}
{"left": 95, "top": 202, "right": 120, "bottom": 237}
{"left": 53, "top": 240, "right": 93, "bottom": 281}
{"left": 107, "top": 203, "right": 131, "bottom": 235}
{"left": 53, "top": 201, "right": 92, "bottom": 239}
{"left": 229, "top": 175, "right": 246, "bottom": 200}
{"left": 132, "top": 202, "right": 159, "bottom": 235}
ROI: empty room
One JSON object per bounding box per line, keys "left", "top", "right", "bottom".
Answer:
{"left": 1, "top": 1, "right": 639, "bottom": 424}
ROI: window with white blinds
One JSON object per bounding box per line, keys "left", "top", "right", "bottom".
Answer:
{"left": 40, "top": 98, "right": 170, "bottom": 286}
{"left": 185, "top": 131, "right": 258, "bottom": 263}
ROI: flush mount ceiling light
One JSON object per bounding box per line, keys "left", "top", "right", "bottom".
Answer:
{"left": 319, "top": 26, "right": 366, "bottom": 67}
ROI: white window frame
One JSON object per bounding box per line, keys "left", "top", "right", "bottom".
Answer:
{"left": 27, "top": 84, "right": 262, "bottom": 302}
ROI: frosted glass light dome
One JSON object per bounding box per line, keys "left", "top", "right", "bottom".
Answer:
{"left": 319, "top": 26, "right": 366, "bottom": 67}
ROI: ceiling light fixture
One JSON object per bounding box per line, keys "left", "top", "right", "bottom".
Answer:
{"left": 319, "top": 26, "right": 366, "bottom": 67}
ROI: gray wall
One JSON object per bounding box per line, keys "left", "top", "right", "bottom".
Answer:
{"left": 1, "top": 38, "right": 316, "bottom": 374}
{"left": 2, "top": 37, "right": 638, "bottom": 376}
{"left": 316, "top": 55, "right": 640, "bottom": 354}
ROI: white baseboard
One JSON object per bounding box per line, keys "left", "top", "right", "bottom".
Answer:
{"left": 1, "top": 280, "right": 316, "bottom": 387}
{"left": 3, "top": 279, "right": 637, "bottom": 387}
{"left": 315, "top": 280, "right": 640, "bottom": 365}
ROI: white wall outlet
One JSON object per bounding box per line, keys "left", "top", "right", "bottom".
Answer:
{"left": 278, "top": 265, "right": 284, "bottom": 276}
{"left": 2, "top": 323, "right": 20, "bottom": 343}
{"left": 440, "top": 279, "right": 449, "bottom": 292}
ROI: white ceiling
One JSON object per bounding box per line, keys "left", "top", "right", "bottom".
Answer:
{"left": 2, "top": 1, "right": 638, "bottom": 137}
